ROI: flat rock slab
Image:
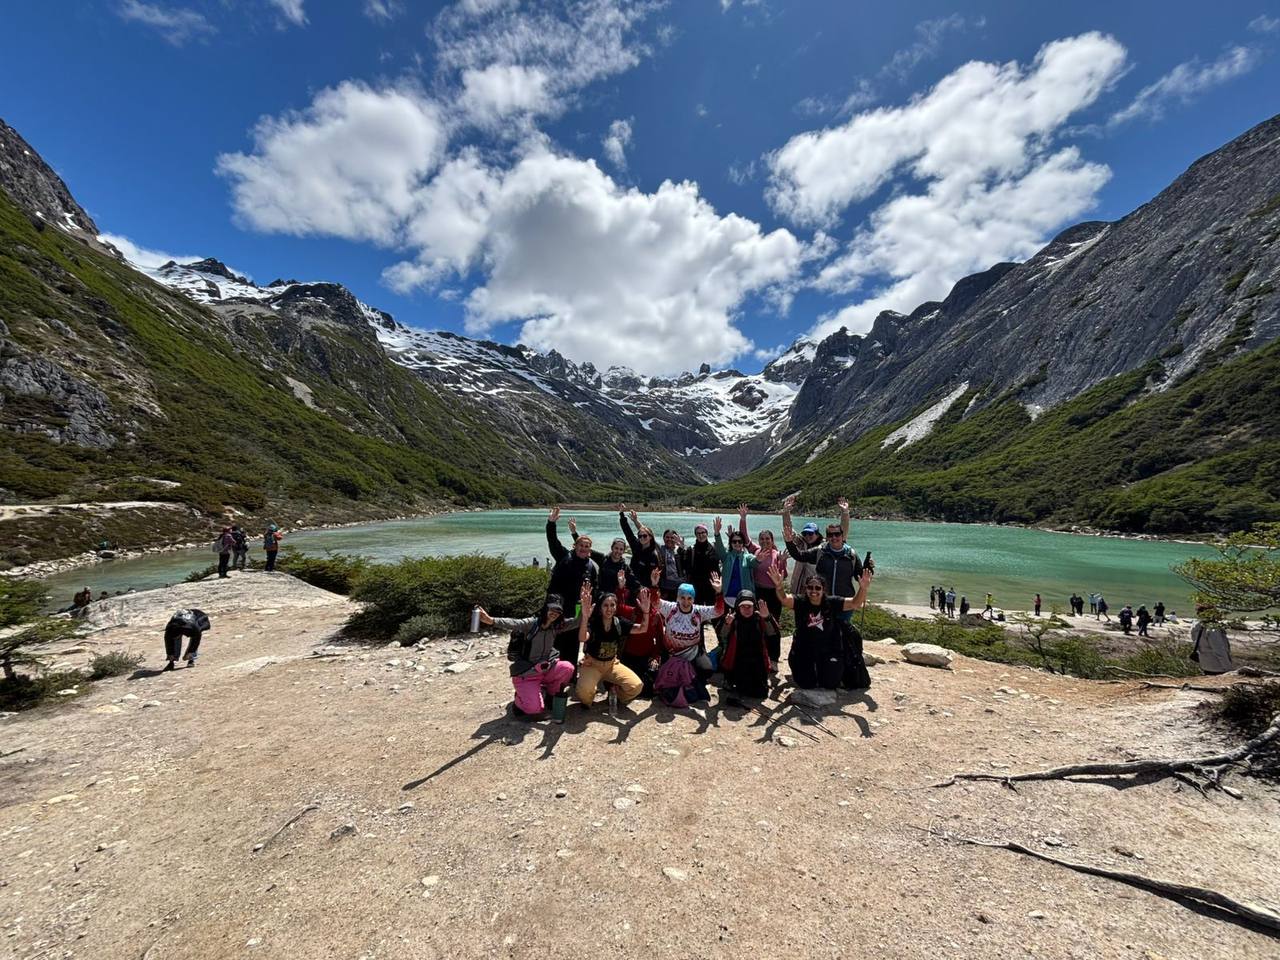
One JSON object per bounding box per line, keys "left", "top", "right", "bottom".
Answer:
{"left": 901, "top": 643, "right": 955, "bottom": 669}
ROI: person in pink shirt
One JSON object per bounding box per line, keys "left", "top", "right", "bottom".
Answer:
{"left": 737, "top": 503, "right": 787, "bottom": 664}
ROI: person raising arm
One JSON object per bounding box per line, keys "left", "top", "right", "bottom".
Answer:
{"left": 575, "top": 581, "right": 651, "bottom": 712}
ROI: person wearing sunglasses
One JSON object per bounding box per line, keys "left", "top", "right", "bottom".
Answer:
{"left": 767, "top": 562, "right": 873, "bottom": 693}
{"left": 713, "top": 514, "right": 757, "bottom": 608}
{"left": 781, "top": 494, "right": 863, "bottom": 623}
{"left": 618, "top": 504, "right": 662, "bottom": 586}
{"left": 545, "top": 507, "right": 601, "bottom": 618}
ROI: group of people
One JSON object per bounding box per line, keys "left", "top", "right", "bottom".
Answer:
{"left": 212, "top": 523, "right": 284, "bottom": 576}
{"left": 476, "top": 500, "right": 875, "bottom": 720}
{"left": 928, "top": 586, "right": 1175, "bottom": 636}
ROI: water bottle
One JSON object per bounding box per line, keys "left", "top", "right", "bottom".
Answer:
{"left": 470, "top": 606, "right": 481, "bottom": 633}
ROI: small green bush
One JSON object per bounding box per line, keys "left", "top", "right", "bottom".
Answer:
{"left": 1216, "top": 681, "right": 1280, "bottom": 740}
{"left": 275, "top": 546, "right": 369, "bottom": 595}
{"left": 184, "top": 564, "right": 218, "bottom": 582}
{"left": 1120, "top": 641, "right": 1201, "bottom": 678}
{"left": 393, "top": 612, "right": 452, "bottom": 646}
{"left": 87, "top": 650, "right": 145, "bottom": 679}
{"left": 347, "top": 554, "right": 549, "bottom": 639}
{"left": 0, "top": 669, "right": 86, "bottom": 712}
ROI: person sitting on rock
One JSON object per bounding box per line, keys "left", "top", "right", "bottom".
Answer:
{"left": 478, "top": 594, "right": 578, "bottom": 720}
{"left": 61, "top": 586, "right": 92, "bottom": 616}
{"left": 769, "top": 564, "right": 872, "bottom": 694}
{"left": 576, "top": 582, "right": 651, "bottom": 713}
{"left": 717, "top": 589, "right": 780, "bottom": 699}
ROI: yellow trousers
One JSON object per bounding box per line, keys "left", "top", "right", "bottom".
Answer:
{"left": 575, "top": 655, "right": 643, "bottom": 706}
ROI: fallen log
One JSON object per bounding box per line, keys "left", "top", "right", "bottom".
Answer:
{"left": 943, "top": 832, "right": 1280, "bottom": 935}
{"left": 933, "top": 712, "right": 1280, "bottom": 788}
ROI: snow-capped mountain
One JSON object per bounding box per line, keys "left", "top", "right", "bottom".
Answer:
{"left": 122, "top": 252, "right": 812, "bottom": 476}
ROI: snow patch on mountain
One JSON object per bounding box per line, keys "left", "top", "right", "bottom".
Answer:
{"left": 882, "top": 382, "right": 969, "bottom": 449}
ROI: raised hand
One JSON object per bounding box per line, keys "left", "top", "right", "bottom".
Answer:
{"left": 738, "top": 502, "right": 748, "bottom": 519}
{"left": 783, "top": 494, "right": 797, "bottom": 512}
{"left": 628, "top": 509, "right": 640, "bottom": 525}
{"left": 766, "top": 562, "right": 784, "bottom": 587}
{"left": 548, "top": 506, "right": 561, "bottom": 522}
{"left": 638, "top": 587, "right": 651, "bottom": 611}
{"left": 709, "top": 571, "right": 722, "bottom": 592}
{"left": 617, "top": 569, "right": 627, "bottom": 590}
{"left": 836, "top": 496, "right": 849, "bottom": 513}
{"left": 568, "top": 518, "right": 579, "bottom": 538}
{"left": 650, "top": 565, "right": 662, "bottom": 588}
{"left": 579, "top": 580, "right": 593, "bottom": 612}
{"left": 617, "top": 502, "right": 627, "bottom": 513}
{"left": 714, "top": 516, "right": 722, "bottom": 535}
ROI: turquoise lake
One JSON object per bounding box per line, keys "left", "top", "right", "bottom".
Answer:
{"left": 39, "top": 509, "right": 1216, "bottom": 613}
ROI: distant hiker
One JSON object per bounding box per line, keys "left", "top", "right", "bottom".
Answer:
{"left": 545, "top": 508, "right": 600, "bottom": 615}
{"left": 1118, "top": 604, "right": 1133, "bottom": 635}
{"left": 929, "top": 586, "right": 937, "bottom": 610}
{"left": 619, "top": 506, "right": 661, "bottom": 586}
{"left": 945, "top": 588, "right": 956, "bottom": 618}
{"left": 717, "top": 590, "right": 780, "bottom": 699}
{"left": 654, "top": 574, "right": 724, "bottom": 707}
{"left": 1136, "top": 604, "right": 1151, "bottom": 637}
{"left": 1096, "top": 595, "right": 1110, "bottom": 622}
{"left": 576, "top": 582, "right": 651, "bottom": 713}
{"left": 231, "top": 524, "right": 249, "bottom": 570}
{"left": 1088, "top": 593, "right": 1098, "bottom": 615}
{"left": 770, "top": 562, "right": 872, "bottom": 693}
{"left": 478, "top": 594, "right": 577, "bottom": 719}
{"left": 681, "top": 522, "right": 721, "bottom": 606}
{"left": 1154, "top": 601, "right": 1165, "bottom": 625}
{"left": 61, "top": 586, "right": 93, "bottom": 616}
{"left": 782, "top": 495, "right": 861, "bottom": 622}
{"left": 215, "top": 526, "right": 235, "bottom": 578}
{"left": 1069, "top": 593, "right": 1082, "bottom": 616}
{"left": 263, "top": 523, "right": 283, "bottom": 572}
{"left": 739, "top": 503, "right": 788, "bottom": 624}
{"left": 1033, "top": 593, "right": 1042, "bottom": 617}
{"left": 959, "top": 596, "right": 970, "bottom": 617}
{"left": 1191, "top": 609, "right": 1234, "bottom": 674}
{"left": 983, "top": 593, "right": 995, "bottom": 619}
{"left": 163, "top": 608, "right": 210, "bottom": 670}
{"left": 714, "top": 515, "right": 758, "bottom": 607}
{"left": 531, "top": 557, "right": 539, "bottom": 569}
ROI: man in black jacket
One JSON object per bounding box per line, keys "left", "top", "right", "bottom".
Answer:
{"left": 783, "top": 510, "right": 863, "bottom": 622}
{"left": 546, "top": 508, "right": 600, "bottom": 610}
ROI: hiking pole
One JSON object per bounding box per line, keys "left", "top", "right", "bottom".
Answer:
{"left": 726, "top": 695, "right": 821, "bottom": 743}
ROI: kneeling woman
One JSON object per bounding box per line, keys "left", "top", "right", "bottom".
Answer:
{"left": 478, "top": 594, "right": 578, "bottom": 718}
{"left": 768, "top": 563, "right": 873, "bottom": 690}
{"left": 576, "top": 581, "right": 651, "bottom": 711}
{"left": 717, "top": 590, "right": 780, "bottom": 699}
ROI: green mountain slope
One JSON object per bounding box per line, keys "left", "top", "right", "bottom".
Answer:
{"left": 689, "top": 338, "right": 1280, "bottom": 534}
{"left": 0, "top": 191, "right": 661, "bottom": 532}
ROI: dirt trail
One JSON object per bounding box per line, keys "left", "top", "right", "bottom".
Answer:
{"left": 2, "top": 573, "right": 1278, "bottom": 959}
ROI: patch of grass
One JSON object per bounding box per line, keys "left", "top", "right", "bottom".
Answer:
{"left": 1247, "top": 193, "right": 1280, "bottom": 220}
{"left": 1222, "top": 263, "right": 1252, "bottom": 294}
{"left": 87, "top": 650, "right": 145, "bottom": 679}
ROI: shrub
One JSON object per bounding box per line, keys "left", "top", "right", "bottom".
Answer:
{"left": 87, "top": 650, "right": 145, "bottom": 679}
{"left": 1215, "top": 681, "right": 1280, "bottom": 739}
{"left": 184, "top": 564, "right": 218, "bottom": 582}
{"left": 393, "top": 613, "right": 452, "bottom": 646}
{"left": 348, "top": 554, "right": 549, "bottom": 639}
{"left": 1119, "top": 641, "right": 1201, "bottom": 677}
{"left": 275, "top": 546, "right": 369, "bottom": 595}
{"left": 0, "top": 668, "right": 86, "bottom": 712}
{"left": 1, "top": 580, "right": 78, "bottom": 682}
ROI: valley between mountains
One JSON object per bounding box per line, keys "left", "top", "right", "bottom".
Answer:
{"left": 2, "top": 112, "right": 1279, "bottom": 567}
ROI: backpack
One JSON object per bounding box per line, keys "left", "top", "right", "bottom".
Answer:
{"left": 507, "top": 628, "right": 532, "bottom": 663}
{"left": 839, "top": 619, "right": 871, "bottom": 690}
{"left": 191, "top": 609, "right": 211, "bottom": 631}
{"left": 211, "top": 538, "right": 222, "bottom": 554}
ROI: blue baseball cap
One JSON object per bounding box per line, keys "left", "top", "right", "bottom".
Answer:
{"left": 801, "top": 522, "right": 820, "bottom": 535}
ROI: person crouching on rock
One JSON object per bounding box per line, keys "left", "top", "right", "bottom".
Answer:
{"left": 717, "top": 589, "right": 780, "bottom": 700}
{"left": 163, "top": 609, "right": 210, "bottom": 670}
{"left": 477, "top": 594, "right": 578, "bottom": 720}
{"left": 576, "top": 581, "right": 650, "bottom": 713}
{"left": 770, "top": 564, "right": 872, "bottom": 693}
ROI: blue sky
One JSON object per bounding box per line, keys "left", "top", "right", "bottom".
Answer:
{"left": 2, "top": 2, "right": 1278, "bottom": 375}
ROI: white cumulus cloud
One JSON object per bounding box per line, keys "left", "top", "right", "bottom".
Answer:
{"left": 384, "top": 145, "right": 805, "bottom": 376}
{"left": 1109, "top": 46, "right": 1260, "bottom": 127}
{"left": 763, "top": 33, "right": 1127, "bottom": 338}
{"left": 601, "top": 118, "right": 633, "bottom": 169}
{"left": 216, "top": 81, "right": 447, "bottom": 245}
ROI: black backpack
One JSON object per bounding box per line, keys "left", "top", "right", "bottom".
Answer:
{"left": 839, "top": 619, "right": 871, "bottom": 690}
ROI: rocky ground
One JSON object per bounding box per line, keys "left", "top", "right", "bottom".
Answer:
{"left": 2, "top": 572, "right": 1278, "bottom": 959}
